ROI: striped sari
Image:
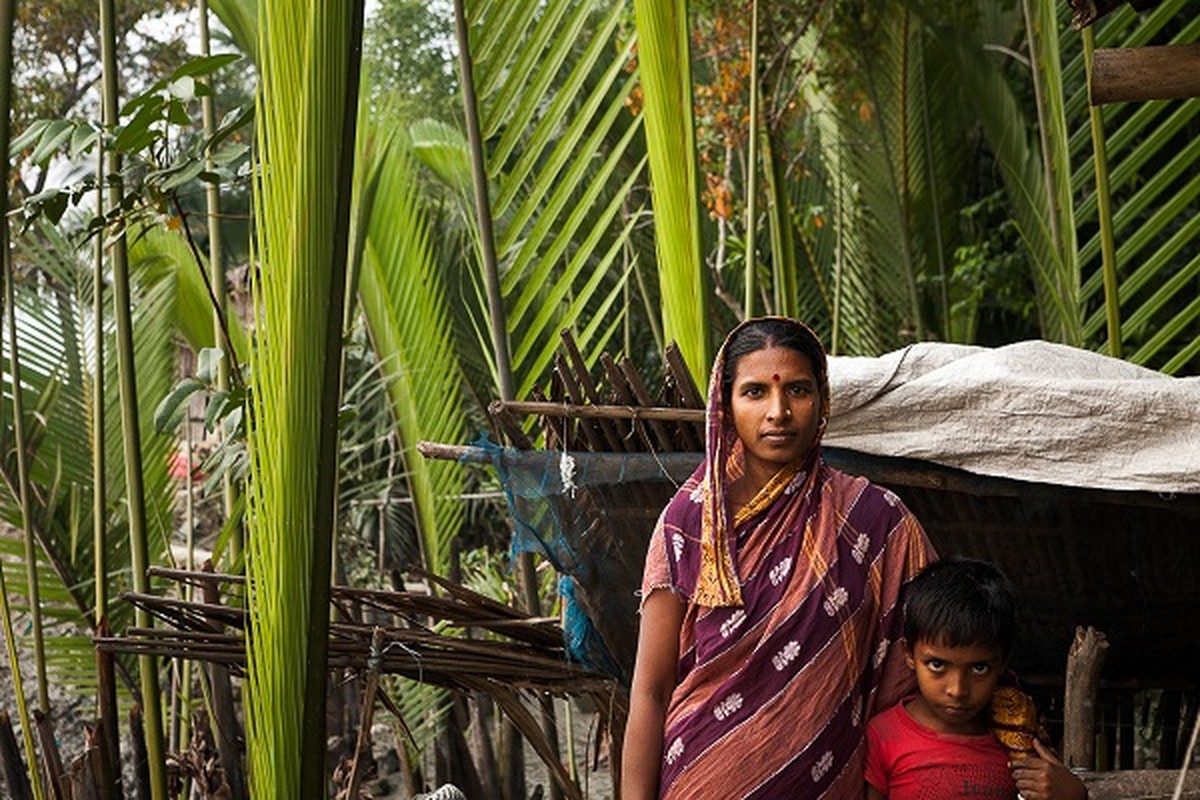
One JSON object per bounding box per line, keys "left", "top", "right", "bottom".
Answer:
{"left": 641, "top": 454, "right": 931, "bottom": 798}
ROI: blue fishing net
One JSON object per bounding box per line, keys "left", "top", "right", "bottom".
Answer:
{"left": 472, "top": 435, "right": 702, "bottom": 686}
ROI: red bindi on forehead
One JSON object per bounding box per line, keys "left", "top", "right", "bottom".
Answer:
{"left": 772, "top": 373, "right": 780, "bottom": 382}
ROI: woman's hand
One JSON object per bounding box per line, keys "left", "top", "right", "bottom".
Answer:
{"left": 1010, "top": 739, "right": 1088, "bottom": 800}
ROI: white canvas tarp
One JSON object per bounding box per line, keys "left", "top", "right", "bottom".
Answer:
{"left": 824, "top": 340, "right": 1200, "bottom": 494}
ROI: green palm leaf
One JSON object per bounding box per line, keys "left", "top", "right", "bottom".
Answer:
{"left": 1066, "top": 0, "right": 1200, "bottom": 373}
{"left": 358, "top": 128, "right": 466, "bottom": 576}
{"left": 245, "top": 0, "right": 362, "bottom": 793}
{"left": 431, "top": 0, "right": 646, "bottom": 401}
{"left": 631, "top": 0, "right": 708, "bottom": 383}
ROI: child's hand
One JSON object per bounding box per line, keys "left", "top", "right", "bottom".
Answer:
{"left": 1010, "top": 739, "right": 1087, "bottom": 800}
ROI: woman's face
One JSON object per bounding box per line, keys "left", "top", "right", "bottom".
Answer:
{"left": 728, "top": 346, "right": 822, "bottom": 481}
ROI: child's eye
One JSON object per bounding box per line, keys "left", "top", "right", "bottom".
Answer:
{"left": 925, "top": 659, "right": 945, "bottom": 672}
{"left": 971, "top": 663, "right": 993, "bottom": 675}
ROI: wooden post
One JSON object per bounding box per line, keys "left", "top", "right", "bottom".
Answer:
{"left": 0, "top": 711, "right": 33, "bottom": 800}
{"left": 1091, "top": 44, "right": 1200, "bottom": 105}
{"left": 129, "top": 704, "right": 150, "bottom": 800}
{"left": 201, "top": 567, "right": 247, "bottom": 800}
{"left": 344, "top": 628, "right": 384, "bottom": 799}
{"left": 1063, "top": 626, "right": 1109, "bottom": 769}
{"left": 33, "top": 711, "right": 66, "bottom": 800}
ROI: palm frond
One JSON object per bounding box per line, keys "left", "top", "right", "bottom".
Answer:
{"left": 357, "top": 130, "right": 467, "bottom": 576}
{"left": 459, "top": 0, "right": 646, "bottom": 396}
{"left": 245, "top": 0, "right": 362, "bottom": 793}
{"left": 631, "top": 0, "right": 708, "bottom": 383}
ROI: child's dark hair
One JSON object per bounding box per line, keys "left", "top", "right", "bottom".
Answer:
{"left": 721, "top": 318, "right": 827, "bottom": 406}
{"left": 903, "top": 558, "right": 1017, "bottom": 659}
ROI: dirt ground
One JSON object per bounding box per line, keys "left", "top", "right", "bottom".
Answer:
{"left": 367, "top": 698, "right": 616, "bottom": 800}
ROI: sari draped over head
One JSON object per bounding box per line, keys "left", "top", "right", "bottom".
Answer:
{"left": 640, "top": 318, "right": 934, "bottom": 799}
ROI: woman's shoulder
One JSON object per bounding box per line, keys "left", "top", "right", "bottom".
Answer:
{"left": 821, "top": 462, "right": 913, "bottom": 518}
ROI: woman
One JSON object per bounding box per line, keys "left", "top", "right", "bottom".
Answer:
{"left": 622, "top": 317, "right": 935, "bottom": 799}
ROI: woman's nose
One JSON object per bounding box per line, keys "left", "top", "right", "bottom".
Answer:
{"left": 767, "top": 390, "right": 788, "bottom": 420}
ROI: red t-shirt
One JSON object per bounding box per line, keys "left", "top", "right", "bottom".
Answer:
{"left": 865, "top": 699, "right": 1016, "bottom": 799}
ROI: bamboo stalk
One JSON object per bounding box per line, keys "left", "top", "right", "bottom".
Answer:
{"left": 0, "top": 0, "right": 48, "bottom": 720}
{"left": 96, "top": 0, "right": 168, "bottom": 795}
{"left": 1082, "top": 29, "right": 1122, "bottom": 359}
{"left": 490, "top": 401, "right": 705, "bottom": 423}
{"left": 197, "top": 0, "right": 242, "bottom": 566}
{"left": 453, "top": 0, "right": 514, "bottom": 403}
{"left": 1091, "top": 43, "right": 1200, "bottom": 105}
{"left": 0, "top": 1, "right": 44, "bottom": 795}
{"left": 744, "top": 0, "right": 759, "bottom": 318}
{"left": 92, "top": 112, "right": 121, "bottom": 800}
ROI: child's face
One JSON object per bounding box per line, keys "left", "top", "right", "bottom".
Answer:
{"left": 905, "top": 637, "right": 1005, "bottom": 735}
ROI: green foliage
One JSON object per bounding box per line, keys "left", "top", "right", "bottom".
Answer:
{"left": 631, "top": 0, "right": 709, "bottom": 383}
{"left": 244, "top": 0, "right": 361, "bottom": 793}
{"left": 11, "top": 54, "right": 253, "bottom": 235}
{"left": 363, "top": 0, "right": 458, "bottom": 122}
{"left": 1068, "top": 1, "right": 1200, "bottom": 373}
{"left": 356, "top": 126, "right": 465, "bottom": 575}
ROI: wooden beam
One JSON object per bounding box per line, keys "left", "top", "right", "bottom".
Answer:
{"left": 490, "top": 400, "right": 705, "bottom": 424}
{"left": 1082, "top": 769, "right": 1200, "bottom": 799}
{"left": 1091, "top": 44, "right": 1200, "bottom": 105}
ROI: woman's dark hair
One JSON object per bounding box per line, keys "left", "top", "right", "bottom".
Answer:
{"left": 721, "top": 318, "right": 827, "bottom": 406}
{"left": 903, "top": 558, "right": 1018, "bottom": 659}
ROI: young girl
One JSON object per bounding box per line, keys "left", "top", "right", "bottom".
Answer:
{"left": 623, "top": 317, "right": 935, "bottom": 799}
{"left": 865, "top": 558, "right": 1087, "bottom": 800}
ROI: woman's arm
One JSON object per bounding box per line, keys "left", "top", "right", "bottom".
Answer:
{"left": 621, "top": 589, "right": 686, "bottom": 800}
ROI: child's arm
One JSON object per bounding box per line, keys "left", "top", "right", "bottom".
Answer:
{"left": 865, "top": 784, "right": 887, "bottom": 800}
{"left": 1011, "top": 740, "right": 1087, "bottom": 800}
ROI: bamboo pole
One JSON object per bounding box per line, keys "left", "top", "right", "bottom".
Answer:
{"left": 197, "top": 0, "right": 241, "bottom": 565}
{"left": 491, "top": 400, "right": 705, "bottom": 423}
{"left": 96, "top": 0, "right": 168, "bottom": 795}
{"left": 0, "top": 0, "right": 49, "bottom": 722}
{"left": 744, "top": 0, "right": 759, "bottom": 319}
{"left": 452, "top": 0, "right": 514, "bottom": 404}
{"left": 92, "top": 137, "right": 121, "bottom": 800}
{"left": 1083, "top": 29, "right": 1121, "bottom": 359}
{"left": 0, "top": 2, "right": 46, "bottom": 798}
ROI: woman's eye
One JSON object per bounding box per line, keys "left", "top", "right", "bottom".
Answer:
{"left": 789, "top": 385, "right": 811, "bottom": 397}
{"left": 744, "top": 386, "right": 764, "bottom": 398}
